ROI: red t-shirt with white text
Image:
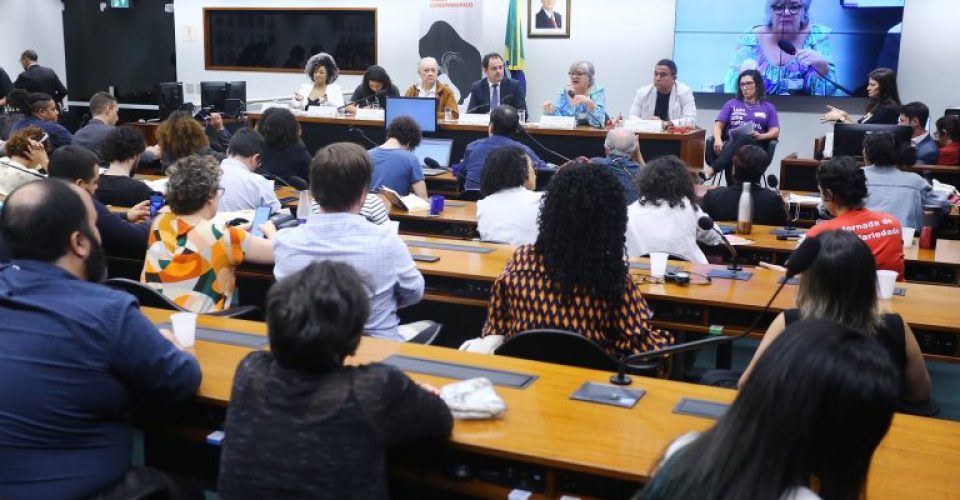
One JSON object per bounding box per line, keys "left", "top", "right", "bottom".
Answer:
{"left": 806, "top": 208, "right": 905, "bottom": 280}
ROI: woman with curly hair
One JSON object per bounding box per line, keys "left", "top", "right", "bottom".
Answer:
{"left": 256, "top": 106, "right": 311, "bottom": 183}
{"left": 0, "top": 127, "right": 48, "bottom": 196}
{"left": 481, "top": 162, "right": 672, "bottom": 356}
{"left": 141, "top": 155, "right": 275, "bottom": 313}
{"left": 625, "top": 155, "right": 723, "bottom": 263}
{"left": 346, "top": 64, "right": 400, "bottom": 114}
{"left": 156, "top": 111, "right": 221, "bottom": 171}
{"left": 291, "top": 52, "right": 344, "bottom": 110}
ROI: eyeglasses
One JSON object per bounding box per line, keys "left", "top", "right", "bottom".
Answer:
{"left": 215, "top": 186, "right": 226, "bottom": 197}
{"left": 739, "top": 81, "right": 757, "bottom": 87}
{"left": 568, "top": 72, "right": 586, "bottom": 77}
{"left": 771, "top": 3, "right": 804, "bottom": 14}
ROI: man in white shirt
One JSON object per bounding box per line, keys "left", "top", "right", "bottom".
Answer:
{"left": 218, "top": 129, "right": 281, "bottom": 213}
{"left": 628, "top": 59, "right": 697, "bottom": 129}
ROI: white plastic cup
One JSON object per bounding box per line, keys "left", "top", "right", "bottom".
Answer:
{"left": 650, "top": 252, "right": 669, "bottom": 278}
{"left": 170, "top": 312, "right": 198, "bottom": 348}
{"left": 901, "top": 227, "right": 915, "bottom": 248}
{"left": 876, "top": 270, "right": 898, "bottom": 300}
{"left": 296, "top": 190, "right": 312, "bottom": 221}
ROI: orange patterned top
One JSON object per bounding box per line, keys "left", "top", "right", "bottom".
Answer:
{"left": 481, "top": 245, "right": 673, "bottom": 356}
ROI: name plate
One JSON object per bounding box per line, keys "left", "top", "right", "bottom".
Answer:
{"left": 260, "top": 102, "right": 290, "bottom": 111}
{"left": 355, "top": 108, "right": 385, "bottom": 121}
{"left": 306, "top": 106, "right": 338, "bottom": 118}
{"left": 457, "top": 113, "right": 491, "bottom": 126}
{"left": 623, "top": 118, "right": 663, "bottom": 133}
{"left": 539, "top": 115, "right": 576, "bottom": 130}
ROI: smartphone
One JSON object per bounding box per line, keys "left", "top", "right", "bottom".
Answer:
{"left": 411, "top": 254, "right": 440, "bottom": 263}
{"left": 250, "top": 205, "right": 272, "bottom": 238}
{"left": 149, "top": 192, "right": 164, "bottom": 218}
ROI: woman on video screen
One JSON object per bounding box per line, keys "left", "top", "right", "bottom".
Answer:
{"left": 723, "top": 0, "right": 837, "bottom": 96}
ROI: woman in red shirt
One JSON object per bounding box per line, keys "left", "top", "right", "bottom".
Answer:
{"left": 935, "top": 115, "right": 960, "bottom": 166}
{"left": 806, "top": 156, "right": 905, "bottom": 280}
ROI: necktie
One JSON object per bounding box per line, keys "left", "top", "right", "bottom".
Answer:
{"left": 491, "top": 84, "right": 500, "bottom": 111}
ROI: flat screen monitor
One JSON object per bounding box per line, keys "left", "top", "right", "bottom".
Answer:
{"left": 200, "top": 81, "right": 228, "bottom": 112}
{"left": 224, "top": 81, "right": 246, "bottom": 117}
{"left": 413, "top": 138, "right": 454, "bottom": 168}
{"left": 945, "top": 108, "right": 960, "bottom": 120}
{"left": 157, "top": 82, "right": 183, "bottom": 120}
{"left": 832, "top": 123, "right": 912, "bottom": 158}
{"left": 385, "top": 97, "right": 438, "bottom": 134}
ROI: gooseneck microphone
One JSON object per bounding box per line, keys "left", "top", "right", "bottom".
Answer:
{"left": 338, "top": 90, "right": 384, "bottom": 112}
{"left": 776, "top": 39, "right": 854, "bottom": 96}
{"left": 423, "top": 157, "right": 443, "bottom": 170}
{"left": 768, "top": 174, "right": 799, "bottom": 232}
{"left": 348, "top": 126, "right": 379, "bottom": 148}
{"left": 610, "top": 236, "right": 822, "bottom": 385}
{"left": 698, "top": 215, "right": 742, "bottom": 272}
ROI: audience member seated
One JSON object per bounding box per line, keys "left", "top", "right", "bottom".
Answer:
{"left": 274, "top": 143, "right": 430, "bottom": 342}
{"left": 94, "top": 126, "right": 154, "bottom": 207}
{"left": 73, "top": 91, "right": 159, "bottom": 163}
{"left": 47, "top": 145, "right": 151, "bottom": 259}
{"left": 590, "top": 128, "right": 644, "bottom": 204}
{"left": 141, "top": 155, "right": 275, "bottom": 313}
{"left": 898, "top": 101, "right": 939, "bottom": 165}
{"left": 481, "top": 162, "right": 673, "bottom": 356}
{"left": 156, "top": 111, "right": 222, "bottom": 172}
{"left": 642, "top": 319, "right": 898, "bottom": 500}
{"left": 808, "top": 156, "right": 905, "bottom": 279}
{"left": 291, "top": 52, "right": 345, "bottom": 110}
{"left": 741, "top": 230, "right": 929, "bottom": 403}
{"left": 625, "top": 156, "right": 723, "bottom": 263}
{"left": 369, "top": 116, "right": 427, "bottom": 198}
{"left": 218, "top": 129, "right": 281, "bottom": 213}
{"left": 218, "top": 261, "right": 453, "bottom": 498}
{"left": 628, "top": 58, "right": 697, "bottom": 128}
{"left": 466, "top": 52, "right": 528, "bottom": 114}
{"left": 256, "top": 106, "right": 311, "bottom": 183}
{"left": 862, "top": 131, "right": 949, "bottom": 231}
{"left": 0, "top": 127, "right": 48, "bottom": 196}
{"left": 542, "top": 60, "right": 606, "bottom": 128}
{"left": 935, "top": 114, "right": 960, "bottom": 165}
{"left": 821, "top": 67, "right": 901, "bottom": 125}
{"left": 404, "top": 57, "right": 459, "bottom": 120}
{"left": 701, "top": 145, "right": 788, "bottom": 226}
{"left": 0, "top": 179, "right": 201, "bottom": 500}
{"left": 703, "top": 69, "right": 779, "bottom": 182}
{"left": 7, "top": 89, "right": 72, "bottom": 149}
{"left": 477, "top": 147, "right": 542, "bottom": 245}
{"left": 347, "top": 64, "right": 400, "bottom": 113}
{"left": 459, "top": 105, "right": 545, "bottom": 191}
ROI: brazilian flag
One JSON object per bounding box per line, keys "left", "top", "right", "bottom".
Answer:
{"left": 504, "top": 0, "right": 526, "bottom": 93}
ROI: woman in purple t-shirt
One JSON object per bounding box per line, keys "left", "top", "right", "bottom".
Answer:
{"left": 703, "top": 69, "right": 780, "bottom": 183}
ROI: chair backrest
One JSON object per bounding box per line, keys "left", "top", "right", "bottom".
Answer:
{"left": 494, "top": 329, "right": 620, "bottom": 371}
{"left": 458, "top": 189, "right": 481, "bottom": 201}
{"left": 105, "top": 278, "right": 186, "bottom": 311}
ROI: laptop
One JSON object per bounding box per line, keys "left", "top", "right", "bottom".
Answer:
{"left": 413, "top": 138, "right": 454, "bottom": 176}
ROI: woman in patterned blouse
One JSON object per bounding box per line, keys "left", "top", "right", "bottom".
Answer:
{"left": 481, "top": 162, "right": 673, "bottom": 356}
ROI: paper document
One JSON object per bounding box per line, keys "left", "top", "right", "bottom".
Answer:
{"left": 728, "top": 122, "right": 756, "bottom": 139}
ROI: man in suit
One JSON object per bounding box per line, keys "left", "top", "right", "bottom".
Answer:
{"left": 466, "top": 53, "right": 527, "bottom": 115}
{"left": 14, "top": 50, "right": 68, "bottom": 110}
{"left": 898, "top": 101, "right": 940, "bottom": 165}
{"left": 0, "top": 67, "right": 12, "bottom": 108}
{"left": 535, "top": 0, "right": 562, "bottom": 29}
{"left": 73, "top": 91, "right": 159, "bottom": 163}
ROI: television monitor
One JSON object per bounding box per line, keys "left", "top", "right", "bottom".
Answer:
{"left": 945, "top": 108, "right": 960, "bottom": 120}
{"left": 674, "top": 0, "right": 905, "bottom": 96}
{"left": 385, "top": 97, "right": 438, "bottom": 134}
{"left": 157, "top": 82, "right": 183, "bottom": 120}
{"left": 200, "top": 81, "right": 228, "bottom": 112}
{"left": 224, "top": 81, "right": 246, "bottom": 118}
{"left": 832, "top": 123, "right": 912, "bottom": 158}
{"left": 413, "top": 138, "right": 454, "bottom": 168}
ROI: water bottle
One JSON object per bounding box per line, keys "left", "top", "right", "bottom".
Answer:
{"left": 296, "top": 190, "right": 312, "bottom": 222}
{"left": 737, "top": 182, "right": 753, "bottom": 235}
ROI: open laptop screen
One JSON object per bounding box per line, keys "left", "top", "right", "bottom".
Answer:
{"left": 412, "top": 138, "right": 454, "bottom": 168}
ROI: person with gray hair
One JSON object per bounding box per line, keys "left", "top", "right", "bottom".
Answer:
{"left": 591, "top": 128, "right": 645, "bottom": 204}
{"left": 403, "top": 57, "right": 459, "bottom": 120}
{"left": 291, "top": 52, "right": 344, "bottom": 110}
{"left": 542, "top": 60, "right": 606, "bottom": 128}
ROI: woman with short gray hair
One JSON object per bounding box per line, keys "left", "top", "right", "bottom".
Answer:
{"left": 291, "top": 52, "right": 345, "bottom": 110}
{"left": 542, "top": 60, "right": 606, "bottom": 128}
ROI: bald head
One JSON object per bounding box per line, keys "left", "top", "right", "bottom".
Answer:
{"left": 0, "top": 180, "right": 97, "bottom": 263}
{"left": 604, "top": 128, "right": 638, "bottom": 156}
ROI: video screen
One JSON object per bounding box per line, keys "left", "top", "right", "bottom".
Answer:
{"left": 674, "top": 0, "right": 905, "bottom": 97}
{"left": 385, "top": 97, "right": 438, "bottom": 134}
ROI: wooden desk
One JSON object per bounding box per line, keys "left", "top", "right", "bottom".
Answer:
{"left": 425, "top": 170, "right": 460, "bottom": 196}
{"left": 245, "top": 112, "right": 706, "bottom": 171}
{"left": 140, "top": 307, "right": 960, "bottom": 499}
{"left": 389, "top": 200, "right": 479, "bottom": 239}
{"left": 779, "top": 153, "right": 960, "bottom": 192}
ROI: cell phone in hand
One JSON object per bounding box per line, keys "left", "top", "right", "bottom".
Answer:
{"left": 149, "top": 192, "right": 164, "bottom": 218}
{"left": 250, "top": 205, "right": 271, "bottom": 238}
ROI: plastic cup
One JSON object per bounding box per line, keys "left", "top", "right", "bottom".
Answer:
{"left": 296, "top": 190, "right": 312, "bottom": 221}
{"left": 170, "top": 312, "right": 198, "bottom": 348}
{"left": 650, "top": 252, "right": 669, "bottom": 278}
{"left": 518, "top": 109, "right": 527, "bottom": 124}
{"left": 429, "top": 195, "right": 445, "bottom": 216}
{"left": 876, "top": 270, "right": 898, "bottom": 300}
{"left": 901, "top": 227, "right": 915, "bottom": 248}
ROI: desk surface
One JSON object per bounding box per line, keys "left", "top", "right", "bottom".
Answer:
{"left": 140, "top": 306, "right": 960, "bottom": 498}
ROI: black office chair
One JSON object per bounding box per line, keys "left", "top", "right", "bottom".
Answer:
{"left": 286, "top": 176, "right": 308, "bottom": 191}
{"left": 494, "top": 328, "right": 661, "bottom": 377}
{"left": 105, "top": 278, "right": 262, "bottom": 320}
{"left": 704, "top": 136, "right": 777, "bottom": 187}
{"left": 458, "top": 189, "right": 481, "bottom": 201}
{"left": 406, "top": 321, "right": 443, "bottom": 345}
{"left": 897, "top": 398, "right": 940, "bottom": 417}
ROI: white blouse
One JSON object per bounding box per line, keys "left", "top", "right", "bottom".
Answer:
{"left": 290, "top": 82, "right": 345, "bottom": 110}
{"left": 625, "top": 197, "right": 723, "bottom": 263}
{"left": 476, "top": 187, "right": 543, "bottom": 246}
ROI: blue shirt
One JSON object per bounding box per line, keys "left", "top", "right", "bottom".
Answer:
{"left": 369, "top": 147, "right": 424, "bottom": 196}
{"left": 459, "top": 135, "right": 547, "bottom": 191}
{"left": 0, "top": 260, "right": 201, "bottom": 500}
{"left": 590, "top": 153, "right": 642, "bottom": 204}
{"left": 273, "top": 212, "right": 424, "bottom": 341}
{"left": 863, "top": 164, "right": 951, "bottom": 230}
{"left": 11, "top": 115, "right": 73, "bottom": 150}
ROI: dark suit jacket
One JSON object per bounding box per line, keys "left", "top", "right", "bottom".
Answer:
{"left": 0, "top": 68, "right": 12, "bottom": 100}
{"left": 915, "top": 135, "right": 940, "bottom": 165}
{"left": 535, "top": 9, "right": 562, "bottom": 28}
{"left": 14, "top": 65, "right": 68, "bottom": 105}
{"left": 466, "top": 78, "right": 527, "bottom": 114}
{"left": 73, "top": 119, "right": 157, "bottom": 165}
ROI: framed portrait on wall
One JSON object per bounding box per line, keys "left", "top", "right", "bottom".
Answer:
{"left": 528, "top": 0, "right": 570, "bottom": 38}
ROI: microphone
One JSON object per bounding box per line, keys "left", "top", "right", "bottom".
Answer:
{"left": 609, "top": 236, "right": 822, "bottom": 385}
{"left": 566, "top": 88, "right": 576, "bottom": 98}
{"left": 776, "top": 39, "right": 854, "bottom": 96}
{"left": 767, "top": 174, "right": 798, "bottom": 232}
{"left": 423, "top": 157, "right": 444, "bottom": 171}
{"left": 348, "top": 126, "right": 379, "bottom": 148}
{"left": 255, "top": 167, "right": 299, "bottom": 190}
{"left": 338, "top": 90, "right": 384, "bottom": 112}
{"left": 519, "top": 127, "right": 571, "bottom": 164}
{"left": 698, "top": 215, "right": 742, "bottom": 273}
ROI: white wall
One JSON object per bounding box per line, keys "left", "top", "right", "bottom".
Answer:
{"left": 0, "top": 0, "right": 67, "bottom": 94}
{"left": 171, "top": 0, "right": 960, "bottom": 171}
